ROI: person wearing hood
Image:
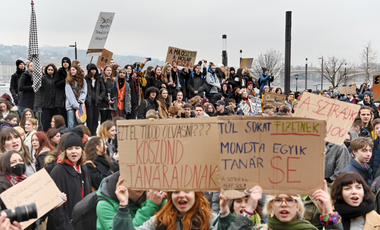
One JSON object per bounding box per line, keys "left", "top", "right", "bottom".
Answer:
{"left": 205, "top": 62, "right": 221, "bottom": 98}
{"left": 85, "top": 64, "right": 105, "bottom": 136}
{"left": 18, "top": 62, "right": 35, "bottom": 115}
{"left": 137, "top": 86, "right": 160, "bottom": 119}
{"left": 54, "top": 57, "right": 71, "bottom": 123}
{"left": 9, "top": 59, "right": 25, "bottom": 106}
{"left": 258, "top": 67, "right": 274, "bottom": 96}
{"left": 187, "top": 62, "right": 207, "bottom": 99}
{"left": 41, "top": 63, "right": 58, "bottom": 132}
{"left": 96, "top": 172, "right": 167, "bottom": 230}
{"left": 111, "top": 68, "right": 131, "bottom": 118}
{"left": 47, "top": 133, "right": 92, "bottom": 230}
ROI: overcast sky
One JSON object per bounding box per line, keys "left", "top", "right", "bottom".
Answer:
{"left": 3, "top": 0, "right": 379, "bottom": 68}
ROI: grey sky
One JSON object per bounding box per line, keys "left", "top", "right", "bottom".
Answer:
{"left": 3, "top": 0, "right": 379, "bottom": 68}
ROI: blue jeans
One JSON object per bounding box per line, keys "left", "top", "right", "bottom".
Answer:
{"left": 67, "top": 109, "right": 78, "bottom": 130}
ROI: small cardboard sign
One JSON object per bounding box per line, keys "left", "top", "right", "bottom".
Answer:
{"left": 165, "top": 46, "right": 197, "bottom": 67}
{"left": 373, "top": 75, "right": 380, "bottom": 102}
{"left": 0, "top": 169, "right": 62, "bottom": 229}
{"left": 117, "top": 118, "right": 219, "bottom": 191}
{"left": 96, "top": 49, "right": 113, "bottom": 69}
{"left": 264, "top": 92, "right": 286, "bottom": 106}
{"left": 338, "top": 86, "right": 356, "bottom": 95}
{"left": 240, "top": 58, "right": 254, "bottom": 69}
{"left": 251, "top": 97, "right": 262, "bottom": 113}
{"left": 217, "top": 116, "right": 326, "bottom": 195}
{"left": 294, "top": 92, "right": 360, "bottom": 145}
{"left": 86, "top": 12, "right": 115, "bottom": 56}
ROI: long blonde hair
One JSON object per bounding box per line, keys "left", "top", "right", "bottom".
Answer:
{"left": 162, "top": 63, "right": 173, "bottom": 83}
{"left": 97, "top": 121, "right": 114, "bottom": 142}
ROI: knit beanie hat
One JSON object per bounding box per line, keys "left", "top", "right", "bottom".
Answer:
{"left": 61, "top": 57, "right": 71, "bottom": 68}
{"left": 16, "top": 59, "right": 25, "bottom": 67}
{"left": 363, "top": 91, "right": 372, "bottom": 97}
{"left": 64, "top": 133, "right": 84, "bottom": 150}
{"left": 357, "top": 94, "right": 364, "bottom": 100}
{"left": 230, "top": 67, "right": 235, "bottom": 72}
{"left": 262, "top": 67, "right": 268, "bottom": 73}
{"left": 71, "top": 127, "right": 84, "bottom": 139}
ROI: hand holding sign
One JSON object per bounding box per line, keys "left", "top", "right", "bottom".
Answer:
{"left": 311, "top": 180, "right": 333, "bottom": 215}
{"left": 245, "top": 186, "right": 263, "bottom": 214}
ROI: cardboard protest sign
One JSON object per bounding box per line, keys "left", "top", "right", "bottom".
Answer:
{"left": 117, "top": 118, "right": 219, "bottom": 191}
{"left": 86, "top": 12, "right": 115, "bottom": 56}
{"left": 240, "top": 58, "right": 254, "bottom": 69}
{"left": 0, "top": 169, "right": 62, "bottom": 229}
{"left": 373, "top": 75, "right": 380, "bottom": 102}
{"left": 251, "top": 97, "right": 262, "bottom": 114}
{"left": 294, "top": 92, "right": 360, "bottom": 145}
{"left": 217, "top": 116, "right": 326, "bottom": 195}
{"left": 165, "top": 46, "right": 197, "bottom": 67}
{"left": 96, "top": 49, "right": 113, "bottom": 69}
{"left": 264, "top": 92, "right": 286, "bottom": 106}
{"left": 338, "top": 86, "right": 356, "bottom": 95}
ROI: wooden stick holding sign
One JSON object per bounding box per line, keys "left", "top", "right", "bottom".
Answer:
{"left": 217, "top": 116, "right": 326, "bottom": 195}
{"left": 165, "top": 46, "right": 197, "bottom": 67}
{"left": 373, "top": 75, "right": 380, "bottom": 102}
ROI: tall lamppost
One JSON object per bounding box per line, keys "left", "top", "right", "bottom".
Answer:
{"left": 69, "top": 42, "right": 77, "bottom": 60}
{"left": 319, "top": 56, "right": 324, "bottom": 90}
{"left": 305, "top": 58, "right": 308, "bottom": 90}
{"left": 295, "top": 74, "right": 299, "bottom": 92}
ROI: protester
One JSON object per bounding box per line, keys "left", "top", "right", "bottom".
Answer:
{"left": 46, "top": 128, "right": 61, "bottom": 148}
{"left": 258, "top": 68, "right": 274, "bottom": 96}
{"left": 0, "top": 150, "right": 28, "bottom": 195}
{"left": 1, "top": 113, "right": 18, "bottom": 130}
{"left": 100, "top": 65, "right": 115, "bottom": 123}
{"left": 359, "top": 91, "right": 375, "bottom": 106}
{"left": 65, "top": 65, "right": 87, "bottom": 130}
{"left": 151, "top": 66, "right": 167, "bottom": 91}
{"left": 359, "top": 106, "right": 377, "bottom": 140}
{"left": 0, "top": 98, "right": 19, "bottom": 122}
{"left": 32, "top": 131, "right": 54, "bottom": 171}
{"left": 246, "top": 81, "right": 256, "bottom": 98}
{"left": 85, "top": 64, "right": 105, "bottom": 136}
{"left": 206, "top": 103, "right": 216, "bottom": 117}
{"left": 173, "top": 91, "right": 185, "bottom": 113}
{"left": 238, "top": 90, "right": 252, "bottom": 115}
{"left": 18, "top": 62, "right": 35, "bottom": 115}
{"left": 206, "top": 62, "right": 221, "bottom": 98}
{"left": 23, "top": 118, "right": 38, "bottom": 153}
{"left": 172, "top": 62, "right": 188, "bottom": 100}
{"left": 187, "top": 63, "right": 207, "bottom": 99}
{"left": 44, "top": 133, "right": 69, "bottom": 173}
{"left": 41, "top": 63, "right": 58, "bottom": 132}
{"left": 167, "top": 106, "right": 179, "bottom": 119}
{"left": 285, "top": 93, "right": 295, "bottom": 109}
{"left": 195, "top": 104, "right": 209, "bottom": 118}
{"left": 19, "top": 108, "right": 34, "bottom": 131}
{"left": 112, "top": 68, "right": 131, "bottom": 119}
{"left": 180, "top": 103, "right": 196, "bottom": 118}
{"left": 162, "top": 63, "right": 176, "bottom": 101}
{"left": 263, "top": 104, "right": 275, "bottom": 116}
{"left": 325, "top": 142, "right": 350, "bottom": 184}
{"left": 54, "top": 57, "right": 71, "bottom": 122}
{"left": 213, "top": 100, "right": 230, "bottom": 116}
{"left": 9, "top": 60, "right": 25, "bottom": 106}
{"left": 97, "top": 120, "right": 118, "bottom": 159}
{"left": 137, "top": 86, "right": 159, "bottom": 119}
{"left": 229, "top": 192, "right": 265, "bottom": 228}
{"left": 157, "top": 88, "right": 171, "bottom": 119}
{"left": 13, "top": 126, "right": 25, "bottom": 141}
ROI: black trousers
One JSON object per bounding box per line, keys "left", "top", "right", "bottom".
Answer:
{"left": 100, "top": 110, "right": 112, "bottom": 123}
{"left": 42, "top": 108, "right": 58, "bottom": 132}
{"left": 86, "top": 101, "right": 100, "bottom": 136}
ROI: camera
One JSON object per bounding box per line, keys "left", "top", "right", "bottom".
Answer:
{"left": 2, "top": 203, "right": 38, "bottom": 223}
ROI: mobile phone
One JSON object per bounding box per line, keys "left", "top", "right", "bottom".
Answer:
{"left": 146, "top": 57, "right": 152, "bottom": 61}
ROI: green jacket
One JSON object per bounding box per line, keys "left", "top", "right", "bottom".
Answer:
{"left": 96, "top": 178, "right": 166, "bottom": 230}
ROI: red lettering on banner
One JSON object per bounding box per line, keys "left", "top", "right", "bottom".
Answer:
{"left": 269, "top": 156, "right": 285, "bottom": 184}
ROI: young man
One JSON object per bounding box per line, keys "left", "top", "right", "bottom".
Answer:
{"left": 263, "top": 104, "right": 275, "bottom": 116}
{"left": 213, "top": 100, "right": 230, "bottom": 116}
{"left": 228, "top": 99, "right": 243, "bottom": 115}
{"left": 9, "top": 59, "right": 25, "bottom": 105}
{"left": 180, "top": 103, "right": 196, "bottom": 118}
{"left": 341, "top": 137, "right": 374, "bottom": 186}
{"left": 194, "top": 104, "right": 209, "bottom": 118}
{"left": 187, "top": 63, "right": 207, "bottom": 99}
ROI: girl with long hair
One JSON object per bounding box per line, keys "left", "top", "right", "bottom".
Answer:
{"left": 359, "top": 106, "right": 377, "bottom": 140}
{"left": 65, "top": 65, "right": 87, "bottom": 130}
{"left": 32, "top": 131, "right": 54, "bottom": 171}
{"left": 100, "top": 65, "right": 115, "bottom": 123}
{"left": 152, "top": 66, "right": 167, "bottom": 90}
{"left": 23, "top": 118, "right": 38, "bottom": 153}
{"left": 162, "top": 63, "right": 176, "bottom": 101}
{"left": 238, "top": 90, "right": 252, "bottom": 115}
{"left": 112, "top": 68, "right": 132, "bottom": 119}
{"left": 19, "top": 108, "right": 34, "bottom": 131}
{"left": 97, "top": 121, "right": 118, "bottom": 159}
{"left": 41, "top": 63, "right": 58, "bottom": 132}
{"left": 206, "top": 103, "right": 216, "bottom": 117}
{"left": 46, "top": 128, "right": 61, "bottom": 148}
{"left": 157, "top": 88, "right": 171, "bottom": 119}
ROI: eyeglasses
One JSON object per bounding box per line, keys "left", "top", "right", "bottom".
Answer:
{"left": 272, "top": 197, "right": 297, "bottom": 207}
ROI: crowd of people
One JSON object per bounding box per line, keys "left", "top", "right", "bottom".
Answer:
{"left": 0, "top": 57, "right": 379, "bottom": 230}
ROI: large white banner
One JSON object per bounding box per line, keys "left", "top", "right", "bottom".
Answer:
{"left": 86, "top": 12, "right": 115, "bottom": 57}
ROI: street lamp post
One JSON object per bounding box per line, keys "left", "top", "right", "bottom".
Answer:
{"left": 305, "top": 58, "right": 308, "bottom": 90}
{"left": 295, "top": 74, "right": 299, "bottom": 92}
{"left": 319, "top": 57, "right": 324, "bottom": 90}
{"left": 69, "top": 42, "right": 77, "bottom": 60}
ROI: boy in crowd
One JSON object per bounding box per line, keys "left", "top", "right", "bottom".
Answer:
{"left": 341, "top": 137, "right": 374, "bottom": 186}
{"left": 263, "top": 104, "right": 275, "bottom": 116}
{"left": 180, "top": 103, "right": 196, "bottom": 118}
{"left": 228, "top": 99, "right": 243, "bottom": 115}
{"left": 194, "top": 104, "right": 209, "bottom": 118}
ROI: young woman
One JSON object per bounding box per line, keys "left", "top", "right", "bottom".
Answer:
{"left": 359, "top": 91, "right": 375, "bottom": 107}
{"left": 84, "top": 137, "right": 115, "bottom": 190}
{"left": 137, "top": 87, "right": 160, "bottom": 119}
{"left": 23, "top": 118, "right": 38, "bottom": 152}
{"left": 65, "top": 65, "right": 87, "bottom": 130}
{"left": 162, "top": 63, "right": 176, "bottom": 101}
{"left": 0, "top": 98, "right": 19, "bottom": 122}
{"left": 238, "top": 90, "right": 252, "bottom": 115}
{"left": 85, "top": 64, "right": 105, "bottom": 136}
{"left": 44, "top": 133, "right": 69, "bottom": 174}
{"left": 229, "top": 195, "right": 265, "bottom": 227}
{"left": 152, "top": 66, "right": 167, "bottom": 91}
{"left": 173, "top": 91, "right": 185, "bottom": 109}
{"left": 220, "top": 83, "right": 232, "bottom": 99}
{"left": 112, "top": 68, "right": 131, "bottom": 119}
{"left": 46, "top": 128, "right": 61, "bottom": 148}
{"left": 206, "top": 103, "right": 216, "bottom": 117}
{"left": 1, "top": 113, "right": 18, "bottom": 130}
{"left": 19, "top": 108, "right": 34, "bottom": 131}
{"left": 32, "top": 132, "right": 54, "bottom": 171}
{"left": 47, "top": 133, "right": 91, "bottom": 230}
{"left": 111, "top": 64, "right": 121, "bottom": 81}
{"left": 0, "top": 128, "right": 35, "bottom": 176}
{"left": 157, "top": 88, "right": 171, "bottom": 119}
{"left": 14, "top": 127, "right": 26, "bottom": 141}
{"left": 275, "top": 88, "right": 283, "bottom": 94}
{"left": 18, "top": 62, "right": 35, "bottom": 115}
{"left": 359, "top": 106, "right": 377, "bottom": 140}
{"left": 97, "top": 121, "right": 118, "bottom": 159}
{"left": 246, "top": 81, "right": 256, "bottom": 98}
{"left": 41, "top": 63, "right": 58, "bottom": 132}
{"left": 54, "top": 57, "right": 71, "bottom": 122}
{"left": 100, "top": 65, "right": 115, "bottom": 123}
{"left": 188, "top": 95, "right": 202, "bottom": 109}
{"left": 231, "top": 68, "right": 246, "bottom": 90}
{"left": 331, "top": 171, "right": 380, "bottom": 229}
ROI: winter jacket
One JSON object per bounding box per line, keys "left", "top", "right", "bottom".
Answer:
{"left": 342, "top": 158, "right": 373, "bottom": 186}
{"left": 157, "top": 100, "right": 170, "bottom": 119}
{"left": 18, "top": 70, "right": 35, "bottom": 109}
{"left": 65, "top": 81, "right": 87, "bottom": 110}
{"left": 206, "top": 68, "right": 221, "bottom": 94}
{"left": 324, "top": 142, "right": 350, "bottom": 183}
{"left": 0, "top": 108, "right": 20, "bottom": 122}
{"left": 111, "top": 208, "right": 236, "bottom": 230}
{"left": 85, "top": 76, "right": 106, "bottom": 106}
{"left": 96, "top": 177, "right": 166, "bottom": 230}
{"left": 112, "top": 76, "right": 132, "bottom": 114}
{"left": 173, "top": 69, "right": 188, "bottom": 99}
{"left": 187, "top": 70, "right": 207, "bottom": 98}
{"left": 128, "top": 75, "right": 139, "bottom": 108}
{"left": 54, "top": 67, "right": 68, "bottom": 108}
{"left": 150, "top": 74, "right": 168, "bottom": 91}
{"left": 85, "top": 158, "right": 113, "bottom": 190}
{"left": 137, "top": 98, "right": 159, "bottom": 119}
{"left": 362, "top": 211, "right": 380, "bottom": 230}
{"left": 35, "top": 151, "right": 50, "bottom": 171}
{"left": 0, "top": 173, "right": 13, "bottom": 194}
{"left": 100, "top": 77, "right": 115, "bottom": 110}
{"left": 47, "top": 163, "right": 92, "bottom": 230}
{"left": 258, "top": 73, "right": 274, "bottom": 95}
{"left": 370, "top": 138, "right": 380, "bottom": 178}
{"left": 41, "top": 75, "right": 56, "bottom": 108}
{"left": 10, "top": 69, "right": 24, "bottom": 105}
{"left": 213, "top": 108, "right": 231, "bottom": 116}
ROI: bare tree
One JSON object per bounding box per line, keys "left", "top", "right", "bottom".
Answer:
{"left": 317, "top": 56, "right": 355, "bottom": 87}
{"left": 360, "top": 41, "right": 378, "bottom": 84}
{"left": 251, "top": 49, "right": 284, "bottom": 87}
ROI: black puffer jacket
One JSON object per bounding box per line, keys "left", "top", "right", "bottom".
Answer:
{"left": 18, "top": 71, "right": 35, "bottom": 109}
{"left": 10, "top": 69, "right": 24, "bottom": 105}
{"left": 53, "top": 67, "right": 68, "bottom": 108}
{"left": 85, "top": 76, "right": 106, "bottom": 106}
{"left": 137, "top": 98, "right": 159, "bottom": 119}
{"left": 41, "top": 75, "right": 56, "bottom": 108}
{"left": 100, "top": 77, "right": 115, "bottom": 110}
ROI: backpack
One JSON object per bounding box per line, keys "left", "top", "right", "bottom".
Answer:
{"left": 72, "top": 191, "right": 114, "bottom": 230}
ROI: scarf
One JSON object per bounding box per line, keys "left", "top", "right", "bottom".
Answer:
{"left": 3, "top": 172, "right": 27, "bottom": 185}
{"left": 268, "top": 215, "right": 317, "bottom": 230}
{"left": 70, "top": 77, "right": 83, "bottom": 100}
{"left": 95, "top": 155, "right": 110, "bottom": 170}
{"left": 57, "top": 157, "right": 85, "bottom": 198}
{"left": 334, "top": 200, "right": 375, "bottom": 230}
{"left": 117, "top": 77, "right": 126, "bottom": 111}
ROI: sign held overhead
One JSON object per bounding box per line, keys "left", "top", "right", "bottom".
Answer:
{"left": 86, "top": 12, "right": 115, "bottom": 57}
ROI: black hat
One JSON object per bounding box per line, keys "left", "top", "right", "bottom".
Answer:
{"left": 262, "top": 67, "right": 268, "bottom": 73}
{"left": 61, "top": 57, "right": 71, "bottom": 68}
{"left": 215, "top": 100, "right": 226, "bottom": 106}
{"left": 71, "top": 127, "right": 84, "bottom": 139}
{"left": 230, "top": 67, "right": 235, "bottom": 72}
{"left": 64, "top": 133, "right": 84, "bottom": 150}
{"left": 16, "top": 60, "right": 25, "bottom": 67}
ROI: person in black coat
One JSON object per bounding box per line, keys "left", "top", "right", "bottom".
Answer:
{"left": 187, "top": 63, "right": 207, "bottom": 99}
{"left": 125, "top": 65, "right": 139, "bottom": 119}
{"left": 151, "top": 66, "right": 167, "bottom": 90}
{"left": 9, "top": 59, "right": 25, "bottom": 105}
{"left": 100, "top": 65, "right": 115, "bottom": 123}
{"left": 18, "top": 62, "right": 35, "bottom": 115}
{"left": 47, "top": 133, "right": 91, "bottom": 230}
{"left": 84, "top": 137, "right": 118, "bottom": 190}
{"left": 137, "top": 86, "right": 159, "bottom": 119}
{"left": 172, "top": 63, "right": 188, "bottom": 100}
{"left": 41, "top": 64, "right": 59, "bottom": 132}
{"left": 85, "top": 64, "right": 105, "bottom": 136}
{"left": 53, "top": 57, "right": 71, "bottom": 123}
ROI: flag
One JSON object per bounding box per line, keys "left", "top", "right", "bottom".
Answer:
{"left": 29, "top": 0, "right": 42, "bottom": 92}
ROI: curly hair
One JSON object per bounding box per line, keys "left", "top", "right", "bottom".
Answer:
{"left": 66, "top": 65, "right": 84, "bottom": 87}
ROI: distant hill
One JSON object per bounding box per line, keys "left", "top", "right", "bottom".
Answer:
{"left": 0, "top": 44, "right": 165, "bottom": 68}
